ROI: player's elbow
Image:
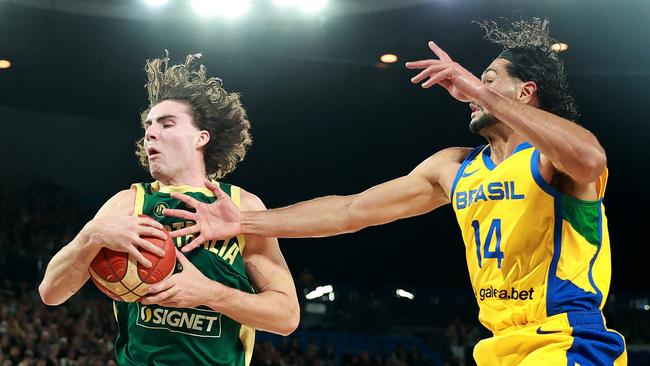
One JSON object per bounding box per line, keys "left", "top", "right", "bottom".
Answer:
{"left": 572, "top": 150, "right": 607, "bottom": 185}
{"left": 38, "top": 282, "right": 63, "bottom": 306}
{"left": 277, "top": 302, "right": 301, "bottom": 336}
{"left": 268, "top": 297, "right": 300, "bottom": 336}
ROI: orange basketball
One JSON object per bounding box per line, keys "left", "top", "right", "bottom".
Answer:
{"left": 89, "top": 225, "right": 176, "bottom": 302}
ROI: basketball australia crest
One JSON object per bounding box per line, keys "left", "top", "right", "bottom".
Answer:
{"left": 153, "top": 202, "right": 169, "bottom": 218}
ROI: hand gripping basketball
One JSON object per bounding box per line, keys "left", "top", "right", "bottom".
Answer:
{"left": 88, "top": 215, "right": 177, "bottom": 302}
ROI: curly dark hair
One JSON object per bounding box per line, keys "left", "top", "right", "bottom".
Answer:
{"left": 476, "top": 17, "right": 579, "bottom": 121}
{"left": 136, "top": 51, "right": 252, "bottom": 179}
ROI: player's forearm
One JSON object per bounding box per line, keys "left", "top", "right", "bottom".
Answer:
{"left": 240, "top": 195, "right": 358, "bottom": 238}
{"left": 478, "top": 86, "right": 606, "bottom": 184}
{"left": 39, "top": 224, "right": 100, "bottom": 306}
{"left": 206, "top": 285, "right": 300, "bottom": 336}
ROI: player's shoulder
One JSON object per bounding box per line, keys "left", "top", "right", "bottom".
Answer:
{"left": 434, "top": 146, "right": 477, "bottom": 163}
{"left": 418, "top": 146, "right": 477, "bottom": 170}
{"left": 95, "top": 188, "right": 136, "bottom": 217}
{"left": 236, "top": 186, "right": 267, "bottom": 212}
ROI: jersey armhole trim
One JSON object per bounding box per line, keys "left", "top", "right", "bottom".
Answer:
{"left": 131, "top": 183, "right": 145, "bottom": 216}
{"left": 450, "top": 146, "right": 484, "bottom": 201}
{"left": 530, "top": 150, "right": 560, "bottom": 198}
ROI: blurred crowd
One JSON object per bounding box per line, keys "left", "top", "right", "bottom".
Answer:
{"left": 252, "top": 339, "right": 429, "bottom": 366}
{"left": 0, "top": 280, "right": 116, "bottom": 366}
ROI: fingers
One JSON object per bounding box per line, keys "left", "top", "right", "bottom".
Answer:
{"left": 138, "top": 216, "right": 164, "bottom": 230}
{"left": 181, "top": 235, "right": 206, "bottom": 253}
{"left": 138, "top": 226, "right": 168, "bottom": 241}
{"left": 169, "top": 224, "right": 200, "bottom": 239}
{"left": 175, "top": 249, "right": 191, "bottom": 266}
{"left": 421, "top": 67, "right": 453, "bottom": 88}
{"left": 428, "top": 41, "right": 452, "bottom": 62}
{"left": 205, "top": 180, "right": 228, "bottom": 200}
{"left": 170, "top": 192, "right": 201, "bottom": 209}
{"left": 411, "top": 63, "right": 448, "bottom": 84}
{"left": 405, "top": 59, "right": 437, "bottom": 69}
{"left": 127, "top": 245, "right": 152, "bottom": 268}
{"left": 147, "top": 276, "right": 175, "bottom": 295}
{"left": 134, "top": 237, "right": 166, "bottom": 257}
{"left": 162, "top": 208, "right": 196, "bottom": 221}
{"left": 142, "top": 285, "right": 178, "bottom": 305}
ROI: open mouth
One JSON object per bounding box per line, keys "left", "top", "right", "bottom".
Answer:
{"left": 147, "top": 147, "right": 161, "bottom": 159}
{"left": 469, "top": 103, "right": 483, "bottom": 118}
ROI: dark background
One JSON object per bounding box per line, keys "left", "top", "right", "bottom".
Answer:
{"left": 1, "top": 0, "right": 648, "bottom": 295}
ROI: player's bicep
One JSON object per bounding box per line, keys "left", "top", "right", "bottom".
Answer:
{"left": 242, "top": 235, "right": 296, "bottom": 296}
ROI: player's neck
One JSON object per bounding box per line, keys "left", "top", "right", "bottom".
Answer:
{"left": 480, "top": 125, "right": 526, "bottom": 165}
{"left": 157, "top": 166, "right": 209, "bottom": 188}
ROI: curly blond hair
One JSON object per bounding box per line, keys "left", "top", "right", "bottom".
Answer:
{"left": 136, "top": 51, "right": 252, "bottom": 179}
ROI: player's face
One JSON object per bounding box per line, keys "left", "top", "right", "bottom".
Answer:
{"left": 143, "top": 100, "right": 205, "bottom": 181}
{"left": 469, "top": 58, "right": 521, "bottom": 134}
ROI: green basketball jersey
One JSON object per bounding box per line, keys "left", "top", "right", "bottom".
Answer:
{"left": 113, "top": 181, "right": 255, "bottom": 366}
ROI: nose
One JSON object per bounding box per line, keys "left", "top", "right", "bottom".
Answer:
{"left": 145, "top": 123, "right": 158, "bottom": 141}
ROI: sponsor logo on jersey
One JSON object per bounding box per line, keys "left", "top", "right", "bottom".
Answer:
{"left": 475, "top": 285, "right": 535, "bottom": 302}
{"left": 137, "top": 303, "right": 222, "bottom": 338}
{"left": 153, "top": 202, "right": 169, "bottom": 218}
{"left": 455, "top": 181, "right": 525, "bottom": 210}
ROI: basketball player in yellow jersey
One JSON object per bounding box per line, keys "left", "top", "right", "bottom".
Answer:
{"left": 165, "top": 18, "right": 626, "bottom": 365}
{"left": 39, "top": 53, "right": 299, "bottom": 364}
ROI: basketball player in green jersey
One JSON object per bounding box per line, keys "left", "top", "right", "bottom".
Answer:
{"left": 38, "top": 52, "right": 300, "bottom": 365}
{"left": 164, "top": 19, "right": 626, "bottom": 365}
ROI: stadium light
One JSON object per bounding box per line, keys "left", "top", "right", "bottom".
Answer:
{"left": 0, "top": 60, "right": 11, "bottom": 69}
{"left": 396, "top": 289, "right": 415, "bottom": 300}
{"left": 380, "top": 54, "right": 398, "bottom": 64}
{"left": 191, "top": 0, "right": 251, "bottom": 18}
{"left": 550, "top": 42, "right": 569, "bottom": 53}
{"left": 305, "top": 285, "right": 334, "bottom": 300}
{"left": 143, "top": 0, "right": 168, "bottom": 6}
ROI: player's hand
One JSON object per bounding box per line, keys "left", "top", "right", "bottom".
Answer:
{"left": 405, "top": 41, "right": 483, "bottom": 102}
{"left": 163, "top": 180, "right": 242, "bottom": 253}
{"left": 83, "top": 215, "right": 167, "bottom": 268}
{"left": 142, "top": 249, "right": 225, "bottom": 308}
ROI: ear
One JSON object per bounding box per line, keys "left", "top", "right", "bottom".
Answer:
{"left": 196, "top": 130, "right": 210, "bottom": 149}
{"left": 518, "top": 81, "right": 538, "bottom": 105}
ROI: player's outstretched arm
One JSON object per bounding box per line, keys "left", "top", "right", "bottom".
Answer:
{"left": 164, "top": 147, "right": 468, "bottom": 249}
{"left": 39, "top": 189, "right": 167, "bottom": 306}
{"left": 407, "top": 41, "right": 606, "bottom": 186}
{"left": 143, "top": 194, "right": 300, "bottom": 335}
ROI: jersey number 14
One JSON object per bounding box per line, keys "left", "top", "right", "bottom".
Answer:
{"left": 471, "top": 219, "right": 504, "bottom": 269}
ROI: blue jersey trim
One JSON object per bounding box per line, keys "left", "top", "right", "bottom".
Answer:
{"left": 546, "top": 193, "right": 563, "bottom": 316}
{"left": 481, "top": 141, "right": 533, "bottom": 171}
{"left": 481, "top": 146, "right": 497, "bottom": 170}
{"left": 450, "top": 146, "right": 484, "bottom": 202}
{"left": 530, "top": 150, "right": 560, "bottom": 197}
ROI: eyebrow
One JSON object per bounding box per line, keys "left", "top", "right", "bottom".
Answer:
{"left": 481, "top": 68, "right": 498, "bottom": 78}
{"left": 143, "top": 114, "right": 177, "bottom": 125}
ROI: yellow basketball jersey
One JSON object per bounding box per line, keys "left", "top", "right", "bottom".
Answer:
{"left": 451, "top": 142, "right": 611, "bottom": 333}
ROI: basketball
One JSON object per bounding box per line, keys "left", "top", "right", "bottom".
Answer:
{"left": 88, "top": 223, "right": 176, "bottom": 302}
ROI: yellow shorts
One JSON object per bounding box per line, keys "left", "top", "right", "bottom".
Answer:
{"left": 473, "top": 311, "right": 627, "bottom": 366}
